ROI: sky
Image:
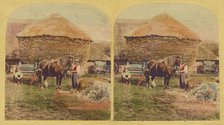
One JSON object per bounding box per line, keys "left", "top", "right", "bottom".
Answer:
{"left": 118, "top": 3, "right": 218, "bottom": 42}
{"left": 9, "top": 3, "right": 218, "bottom": 42}
{"left": 9, "top": 3, "right": 111, "bottom": 42}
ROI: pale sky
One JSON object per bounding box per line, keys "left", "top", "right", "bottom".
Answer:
{"left": 118, "top": 3, "right": 218, "bottom": 42}
{"left": 10, "top": 3, "right": 111, "bottom": 42}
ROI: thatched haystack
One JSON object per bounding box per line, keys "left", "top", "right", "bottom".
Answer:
{"left": 88, "top": 45, "right": 110, "bottom": 62}
{"left": 125, "top": 13, "right": 201, "bottom": 65}
{"left": 197, "top": 42, "right": 219, "bottom": 61}
{"left": 16, "top": 13, "right": 92, "bottom": 63}
{"left": 6, "top": 19, "right": 34, "bottom": 57}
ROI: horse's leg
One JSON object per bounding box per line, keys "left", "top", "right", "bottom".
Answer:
{"left": 151, "top": 75, "right": 156, "bottom": 88}
{"left": 56, "top": 76, "right": 59, "bottom": 89}
{"left": 43, "top": 76, "right": 48, "bottom": 88}
{"left": 58, "top": 75, "right": 63, "bottom": 89}
{"left": 39, "top": 75, "right": 43, "bottom": 88}
{"left": 164, "top": 75, "right": 171, "bottom": 89}
{"left": 167, "top": 75, "right": 171, "bottom": 88}
{"left": 164, "top": 76, "right": 167, "bottom": 89}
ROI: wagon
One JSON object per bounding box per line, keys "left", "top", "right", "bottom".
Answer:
{"left": 13, "top": 63, "right": 37, "bottom": 82}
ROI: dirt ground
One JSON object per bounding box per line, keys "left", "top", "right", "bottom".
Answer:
{"left": 114, "top": 74, "right": 219, "bottom": 121}
{"left": 164, "top": 89, "right": 218, "bottom": 120}
{"left": 5, "top": 74, "right": 111, "bottom": 120}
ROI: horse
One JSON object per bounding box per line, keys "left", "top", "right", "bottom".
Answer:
{"left": 146, "top": 55, "right": 181, "bottom": 89}
{"left": 38, "top": 56, "right": 73, "bottom": 89}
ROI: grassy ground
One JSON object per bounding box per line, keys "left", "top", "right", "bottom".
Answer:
{"left": 114, "top": 74, "right": 219, "bottom": 121}
{"left": 5, "top": 74, "right": 110, "bottom": 120}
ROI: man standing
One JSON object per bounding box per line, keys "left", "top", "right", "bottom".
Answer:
{"left": 179, "top": 62, "right": 187, "bottom": 89}
{"left": 70, "top": 59, "right": 80, "bottom": 90}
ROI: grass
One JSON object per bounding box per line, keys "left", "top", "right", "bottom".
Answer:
{"left": 114, "top": 78, "right": 175, "bottom": 121}
{"left": 114, "top": 74, "right": 219, "bottom": 121}
{"left": 5, "top": 75, "right": 110, "bottom": 120}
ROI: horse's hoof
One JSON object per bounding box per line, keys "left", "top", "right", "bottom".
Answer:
{"left": 56, "top": 87, "right": 61, "bottom": 90}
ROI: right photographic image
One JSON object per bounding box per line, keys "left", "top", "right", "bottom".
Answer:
{"left": 114, "top": 3, "right": 219, "bottom": 121}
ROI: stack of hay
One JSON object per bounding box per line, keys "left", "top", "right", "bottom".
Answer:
{"left": 190, "top": 82, "right": 218, "bottom": 101}
{"left": 81, "top": 81, "right": 110, "bottom": 102}
{"left": 125, "top": 13, "right": 201, "bottom": 65}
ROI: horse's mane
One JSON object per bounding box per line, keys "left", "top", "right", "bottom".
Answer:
{"left": 57, "top": 56, "right": 72, "bottom": 68}
{"left": 163, "top": 55, "right": 181, "bottom": 68}
{"left": 38, "top": 56, "right": 72, "bottom": 70}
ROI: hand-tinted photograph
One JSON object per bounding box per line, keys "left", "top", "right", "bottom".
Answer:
{"left": 5, "top": 3, "right": 111, "bottom": 120}
{"left": 114, "top": 3, "right": 219, "bottom": 121}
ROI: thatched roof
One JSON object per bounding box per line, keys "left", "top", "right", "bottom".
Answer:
{"left": 197, "top": 44, "right": 219, "bottom": 60}
{"left": 129, "top": 13, "right": 199, "bottom": 40}
{"left": 17, "top": 13, "right": 91, "bottom": 40}
{"left": 6, "top": 19, "right": 34, "bottom": 55}
{"left": 88, "top": 45, "right": 110, "bottom": 62}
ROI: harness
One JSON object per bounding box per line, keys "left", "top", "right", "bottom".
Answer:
{"left": 42, "top": 58, "right": 61, "bottom": 75}
{"left": 148, "top": 57, "right": 173, "bottom": 75}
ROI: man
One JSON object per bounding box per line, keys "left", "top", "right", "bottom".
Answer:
{"left": 14, "top": 68, "right": 23, "bottom": 85}
{"left": 70, "top": 59, "right": 80, "bottom": 90}
{"left": 213, "top": 64, "right": 218, "bottom": 76}
{"left": 179, "top": 62, "right": 187, "bottom": 89}
{"left": 122, "top": 67, "right": 131, "bottom": 85}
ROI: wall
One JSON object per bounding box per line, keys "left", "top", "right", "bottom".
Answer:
{"left": 17, "top": 35, "right": 91, "bottom": 64}
{"left": 125, "top": 35, "right": 201, "bottom": 65}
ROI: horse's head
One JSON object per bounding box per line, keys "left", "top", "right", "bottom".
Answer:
{"left": 67, "top": 55, "right": 74, "bottom": 67}
{"left": 53, "top": 56, "right": 74, "bottom": 71}
{"left": 174, "top": 56, "right": 181, "bottom": 67}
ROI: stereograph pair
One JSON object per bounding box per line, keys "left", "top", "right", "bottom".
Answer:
{"left": 5, "top": 3, "right": 219, "bottom": 121}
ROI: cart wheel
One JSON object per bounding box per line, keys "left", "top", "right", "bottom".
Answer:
{"left": 114, "top": 63, "right": 119, "bottom": 74}
{"left": 88, "top": 65, "right": 96, "bottom": 74}
{"left": 5, "top": 63, "right": 10, "bottom": 74}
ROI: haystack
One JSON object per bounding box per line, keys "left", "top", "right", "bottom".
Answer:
{"left": 16, "top": 13, "right": 92, "bottom": 63}
{"left": 197, "top": 43, "right": 219, "bottom": 61}
{"left": 125, "top": 13, "right": 201, "bottom": 65}
{"left": 88, "top": 45, "right": 110, "bottom": 62}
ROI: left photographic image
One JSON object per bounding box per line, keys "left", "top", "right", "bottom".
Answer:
{"left": 5, "top": 3, "right": 111, "bottom": 120}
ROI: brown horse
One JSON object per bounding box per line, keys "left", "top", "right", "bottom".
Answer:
{"left": 146, "top": 55, "right": 181, "bottom": 89}
{"left": 38, "top": 56, "right": 73, "bottom": 89}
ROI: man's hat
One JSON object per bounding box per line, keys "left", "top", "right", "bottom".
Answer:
{"left": 74, "top": 59, "right": 79, "bottom": 63}
{"left": 68, "top": 55, "right": 73, "bottom": 58}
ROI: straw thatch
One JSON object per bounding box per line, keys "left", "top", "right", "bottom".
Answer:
{"left": 6, "top": 19, "right": 34, "bottom": 57}
{"left": 197, "top": 44, "right": 219, "bottom": 61}
{"left": 130, "top": 13, "right": 199, "bottom": 40}
{"left": 17, "top": 13, "right": 92, "bottom": 63}
{"left": 17, "top": 13, "right": 91, "bottom": 40}
{"left": 88, "top": 45, "right": 110, "bottom": 62}
{"left": 114, "top": 18, "right": 146, "bottom": 56}
{"left": 125, "top": 13, "right": 201, "bottom": 65}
